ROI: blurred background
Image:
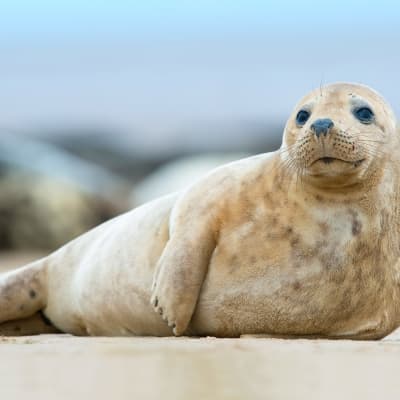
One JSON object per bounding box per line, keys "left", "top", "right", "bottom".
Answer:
{"left": 1, "top": 0, "right": 399, "bottom": 259}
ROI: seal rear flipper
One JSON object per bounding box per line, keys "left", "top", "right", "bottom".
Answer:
{"left": 0, "top": 258, "right": 48, "bottom": 324}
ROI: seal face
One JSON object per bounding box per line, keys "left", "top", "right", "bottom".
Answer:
{"left": 282, "top": 83, "right": 396, "bottom": 189}
{"left": 1, "top": 82, "right": 400, "bottom": 340}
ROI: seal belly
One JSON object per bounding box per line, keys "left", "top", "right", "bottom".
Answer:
{"left": 190, "top": 209, "right": 397, "bottom": 338}
{"left": 191, "top": 257, "right": 395, "bottom": 338}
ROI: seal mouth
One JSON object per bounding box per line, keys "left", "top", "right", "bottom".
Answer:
{"left": 312, "top": 157, "right": 365, "bottom": 167}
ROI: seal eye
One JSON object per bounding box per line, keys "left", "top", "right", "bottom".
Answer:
{"left": 296, "top": 110, "right": 310, "bottom": 126}
{"left": 354, "top": 107, "right": 374, "bottom": 124}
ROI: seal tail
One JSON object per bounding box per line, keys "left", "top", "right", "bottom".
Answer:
{"left": 0, "top": 258, "right": 48, "bottom": 324}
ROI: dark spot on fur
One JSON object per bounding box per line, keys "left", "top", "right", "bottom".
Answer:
{"left": 348, "top": 209, "right": 357, "bottom": 217}
{"left": 316, "top": 239, "right": 328, "bottom": 249}
{"left": 290, "top": 236, "right": 300, "bottom": 247}
{"left": 264, "top": 192, "right": 272, "bottom": 203}
{"left": 315, "top": 194, "right": 323, "bottom": 202}
{"left": 352, "top": 218, "right": 362, "bottom": 236}
{"left": 328, "top": 270, "right": 346, "bottom": 284}
{"left": 319, "top": 222, "right": 329, "bottom": 235}
{"left": 273, "top": 174, "right": 283, "bottom": 191}
{"left": 227, "top": 254, "right": 240, "bottom": 274}
{"left": 230, "top": 254, "right": 238, "bottom": 264}
{"left": 29, "top": 289, "right": 36, "bottom": 299}
{"left": 348, "top": 209, "right": 362, "bottom": 236}
{"left": 354, "top": 241, "right": 371, "bottom": 259}
{"left": 293, "top": 261, "right": 302, "bottom": 269}
{"left": 19, "top": 304, "right": 25, "bottom": 311}
{"left": 292, "top": 281, "right": 301, "bottom": 290}
{"left": 286, "top": 226, "right": 293, "bottom": 235}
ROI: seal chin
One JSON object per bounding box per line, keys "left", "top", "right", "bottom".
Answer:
{"left": 310, "top": 157, "right": 365, "bottom": 167}
{"left": 306, "top": 157, "right": 366, "bottom": 179}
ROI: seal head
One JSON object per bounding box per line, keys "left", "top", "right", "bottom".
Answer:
{"left": 282, "top": 83, "right": 397, "bottom": 189}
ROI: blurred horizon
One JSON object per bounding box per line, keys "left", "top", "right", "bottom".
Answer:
{"left": 1, "top": 1, "right": 400, "bottom": 251}
{"left": 1, "top": 1, "right": 400, "bottom": 138}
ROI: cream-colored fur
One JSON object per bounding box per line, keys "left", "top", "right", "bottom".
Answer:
{"left": 2, "top": 82, "right": 400, "bottom": 339}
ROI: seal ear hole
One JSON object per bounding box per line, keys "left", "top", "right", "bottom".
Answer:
{"left": 296, "top": 110, "right": 311, "bottom": 126}
{"left": 353, "top": 107, "right": 374, "bottom": 124}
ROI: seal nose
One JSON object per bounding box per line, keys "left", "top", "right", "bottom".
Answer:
{"left": 311, "top": 118, "right": 334, "bottom": 138}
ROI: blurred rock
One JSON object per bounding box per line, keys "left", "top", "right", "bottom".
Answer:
{"left": 131, "top": 153, "right": 250, "bottom": 206}
{"left": 32, "top": 121, "right": 282, "bottom": 180}
{"left": 0, "top": 133, "right": 132, "bottom": 250}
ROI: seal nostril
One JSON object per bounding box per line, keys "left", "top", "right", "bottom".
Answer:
{"left": 311, "top": 118, "right": 334, "bottom": 138}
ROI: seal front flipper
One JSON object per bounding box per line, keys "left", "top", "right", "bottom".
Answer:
{"left": 151, "top": 226, "right": 216, "bottom": 335}
{"left": 150, "top": 183, "right": 221, "bottom": 336}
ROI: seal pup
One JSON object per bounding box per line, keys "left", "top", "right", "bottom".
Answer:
{"left": 1, "top": 82, "right": 400, "bottom": 339}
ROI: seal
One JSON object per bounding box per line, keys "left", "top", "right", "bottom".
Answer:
{"left": 1, "top": 82, "right": 400, "bottom": 339}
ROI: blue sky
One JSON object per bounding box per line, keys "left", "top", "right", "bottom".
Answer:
{"left": 1, "top": 0, "right": 399, "bottom": 39}
{"left": 0, "top": 1, "right": 399, "bottom": 136}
